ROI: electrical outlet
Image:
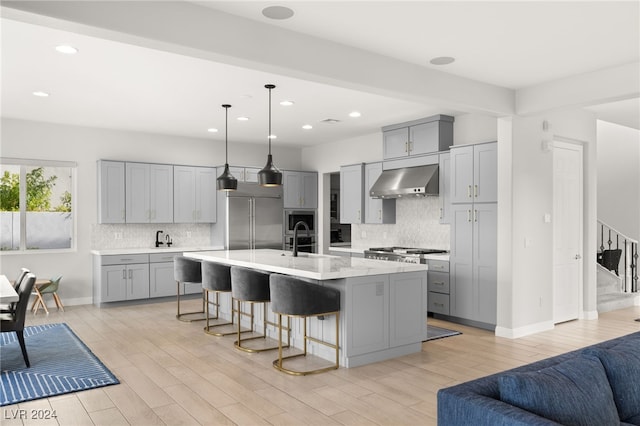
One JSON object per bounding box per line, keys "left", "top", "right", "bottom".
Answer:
{"left": 114, "top": 232, "right": 122, "bottom": 240}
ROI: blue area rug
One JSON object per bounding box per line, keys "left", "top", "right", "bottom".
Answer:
{"left": 0, "top": 323, "right": 119, "bottom": 406}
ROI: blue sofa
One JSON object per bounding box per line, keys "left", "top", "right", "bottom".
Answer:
{"left": 437, "top": 331, "right": 640, "bottom": 425}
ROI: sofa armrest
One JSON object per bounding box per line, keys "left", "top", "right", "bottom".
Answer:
{"left": 437, "top": 389, "right": 562, "bottom": 426}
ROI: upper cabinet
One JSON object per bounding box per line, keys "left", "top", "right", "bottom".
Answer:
{"left": 98, "top": 160, "right": 125, "bottom": 224}
{"left": 283, "top": 171, "right": 318, "bottom": 209}
{"left": 450, "top": 142, "right": 497, "bottom": 204}
{"left": 382, "top": 115, "right": 454, "bottom": 161}
{"left": 174, "top": 166, "right": 217, "bottom": 223}
{"left": 125, "top": 163, "right": 174, "bottom": 223}
{"left": 228, "top": 166, "right": 260, "bottom": 184}
{"left": 439, "top": 152, "right": 451, "bottom": 224}
{"left": 364, "top": 162, "right": 395, "bottom": 224}
{"left": 340, "top": 164, "right": 364, "bottom": 224}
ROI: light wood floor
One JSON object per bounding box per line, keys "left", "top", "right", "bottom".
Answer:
{"left": 3, "top": 299, "right": 639, "bottom": 426}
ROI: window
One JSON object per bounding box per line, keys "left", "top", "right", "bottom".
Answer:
{"left": 0, "top": 158, "right": 76, "bottom": 252}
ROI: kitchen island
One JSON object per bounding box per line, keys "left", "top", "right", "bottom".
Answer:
{"left": 185, "top": 249, "right": 428, "bottom": 367}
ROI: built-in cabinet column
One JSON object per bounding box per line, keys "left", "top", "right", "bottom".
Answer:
{"left": 283, "top": 171, "right": 318, "bottom": 209}
{"left": 98, "top": 160, "right": 125, "bottom": 224}
{"left": 340, "top": 163, "right": 364, "bottom": 224}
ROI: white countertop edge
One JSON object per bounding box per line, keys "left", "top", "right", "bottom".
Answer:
{"left": 328, "top": 246, "right": 363, "bottom": 254}
{"left": 184, "top": 249, "right": 427, "bottom": 280}
{"left": 91, "top": 246, "right": 225, "bottom": 255}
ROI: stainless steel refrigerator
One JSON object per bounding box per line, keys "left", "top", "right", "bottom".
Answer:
{"left": 226, "top": 183, "right": 283, "bottom": 250}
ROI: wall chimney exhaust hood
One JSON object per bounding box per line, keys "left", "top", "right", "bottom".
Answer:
{"left": 369, "top": 164, "right": 439, "bottom": 199}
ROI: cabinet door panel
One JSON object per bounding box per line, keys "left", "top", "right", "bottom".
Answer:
{"left": 450, "top": 146, "right": 474, "bottom": 204}
{"left": 128, "top": 264, "right": 150, "bottom": 300}
{"left": 474, "top": 143, "right": 498, "bottom": 203}
{"left": 409, "top": 121, "right": 439, "bottom": 156}
{"left": 347, "top": 276, "right": 389, "bottom": 355}
{"left": 474, "top": 203, "right": 497, "bottom": 324}
{"left": 101, "top": 265, "right": 127, "bottom": 302}
{"left": 301, "top": 172, "right": 318, "bottom": 209}
{"left": 98, "top": 161, "right": 125, "bottom": 223}
{"left": 174, "top": 166, "right": 196, "bottom": 223}
{"left": 439, "top": 153, "right": 451, "bottom": 224}
{"left": 450, "top": 204, "right": 474, "bottom": 318}
{"left": 149, "top": 164, "right": 174, "bottom": 223}
{"left": 383, "top": 128, "right": 410, "bottom": 160}
{"left": 150, "top": 262, "right": 176, "bottom": 298}
{"left": 340, "top": 164, "right": 364, "bottom": 224}
{"left": 390, "top": 272, "right": 426, "bottom": 346}
{"left": 244, "top": 167, "right": 260, "bottom": 183}
{"left": 283, "top": 171, "right": 301, "bottom": 208}
{"left": 365, "top": 162, "right": 383, "bottom": 223}
{"left": 196, "top": 167, "right": 216, "bottom": 223}
{"left": 126, "top": 163, "right": 150, "bottom": 223}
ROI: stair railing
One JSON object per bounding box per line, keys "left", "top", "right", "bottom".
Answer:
{"left": 598, "top": 220, "right": 638, "bottom": 293}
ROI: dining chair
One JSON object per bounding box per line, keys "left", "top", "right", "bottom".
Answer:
{"left": 1, "top": 273, "right": 37, "bottom": 367}
{"left": 31, "top": 276, "right": 64, "bottom": 314}
{"left": 0, "top": 268, "right": 29, "bottom": 313}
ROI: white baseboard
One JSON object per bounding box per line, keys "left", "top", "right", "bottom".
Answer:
{"left": 41, "top": 296, "right": 92, "bottom": 307}
{"left": 495, "top": 320, "right": 555, "bottom": 339}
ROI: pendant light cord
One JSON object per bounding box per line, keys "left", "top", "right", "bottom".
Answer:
{"left": 268, "top": 86, "right": 272, "bottom": 155}
{"left": 225, "top": 105, "right": 229, "bottom": 163}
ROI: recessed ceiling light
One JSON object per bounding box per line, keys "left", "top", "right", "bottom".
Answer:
{"left": 32, "top": 91, "right": 49, "bottom": 97}
{"left": 280, "top": 100, "right": 294, "bottom": 106}
{"left": 55, "top": 45, "right": 78, "bottom": 54}
{"left": 207, "top": 128, "right": 218, "bottom": 133}
{"left": 302, "top": 124, "right": 313, "bottom": 130}
{"left": 237, "top": 116, "right": 249, "bottom": 121}
{"left": 349, "top": 111, "right": 362, "bottom": 118}
{"left": 430, "top": 56, "right": 455, "bottom": 65}
{"left": 321, "top": 118, "right": 341, "bottom": 124}
{"left": 262, "top": 5, "right": 294, "bottom": 20}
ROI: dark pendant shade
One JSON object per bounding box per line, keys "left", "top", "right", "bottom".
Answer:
{"left": 258, "top": 154, "right": 282, "bottom": 187}
{"left": 216, "top": 103, "right": 238, "bottom": 191}
{"left": 217, "top": 163, "right": 238, "bottom": 191}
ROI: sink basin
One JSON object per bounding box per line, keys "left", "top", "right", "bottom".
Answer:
{"left": 279, "top": 252, "right": 336, "bottom": 259}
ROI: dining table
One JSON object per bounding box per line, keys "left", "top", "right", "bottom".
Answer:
{"left": 0, "top": 274, "right": 19, "bottom": 304}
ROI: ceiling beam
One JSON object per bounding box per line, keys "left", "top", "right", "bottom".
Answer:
{"left": 2, "top": 1, "right": 515, "bottom": 116}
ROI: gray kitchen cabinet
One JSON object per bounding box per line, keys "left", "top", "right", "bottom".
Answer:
{"left": 439, "top": 152, "right": 451, "bottom": 224}
{"left": 97, "top": 255, "right": 150, "bottom": 303}
{"left": 382, "top": 115, "right": 454, "bottom": 161}
{"left": 340, "top": 164, "right": 364, "bottom": 224}
{"left": 427, "top": 260, "right": 450, "bottom": 315}
{"left": 346, "top": 275, "right": 389, "bottom": 356}
{"left": 228, "top": 166, "right": 260, "bottom": 183}
{"left": 364, "top": 162, "right": 395, "bottom": 224}
{"left": 389, "top": 272, "right": 427, "bottom": 345}
{"left": 174, "top": 166, "right": 217, "bottom": 223}
{"left": 97, "top": 160, "right": 125, "bottom": 224}
{"left": 450, "top": 202, "right": 497, "bottom": 326}
{"left": 149, "top": 252, "right": 201, "bottom": 297}
{"left": 451, "top": 142, "right": 497, "bottom": 204}
{"left": 125, "top": 162, "right": 173, "bottom": 223}
{"left": 283, "top": 171, "right": 318, "bottom": 209}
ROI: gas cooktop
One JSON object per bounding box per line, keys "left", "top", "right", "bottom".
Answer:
{"left": 364, "top": 247, "right": 449, "bottom": 264}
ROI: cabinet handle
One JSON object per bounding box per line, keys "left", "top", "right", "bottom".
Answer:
{"left": 434, "top": 282, "right": 445, "bottom": 286}
{"left": 378, "top": 209, "right": 382, "bottom": 220}
{"left": 434, "top": 303, "right": 444, "bottom": 307}
{"left": 409, "top": 141, "right": 413, "bottom": 152}
{"left": 122, "top": 269, "right": 126, "bottom": 279}
{"left": 128, "top": 269, "right": 132, "bottom": 279}
{"left": 467, "top": 210, "right": 472, "bottom": 222}
{"left": 439, "top": 208, "right": 443, "bottom": 219}
{"left": 474, "top": 185, "right": 478, "bottom": 198}
{"left": 474, "top": 209, "right": 478, "bottom": 222}
{"left": 405, "top": 141, "right": 408, "bottom": 153}
{"left": 357, "top": 210, "right": 361, "bottom": 221}
{"left": 468, "top": 185, "right": 472, "bottom": 198}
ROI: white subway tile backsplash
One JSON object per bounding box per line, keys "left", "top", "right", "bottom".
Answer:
{"left": 92, "top": 223, "right": 211, "bottom": 249}
{"left": 351, "top": 197, "right": 449, "bottom": 250}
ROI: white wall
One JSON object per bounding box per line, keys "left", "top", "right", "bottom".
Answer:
{"left": 0, "top": 118, "right": 301, "bottom": 305}
{"left": 597, "top": 120, "right": 640, "bottom": 240}
{"left": 496, "top": 109, "right": 598, "bottom": 338}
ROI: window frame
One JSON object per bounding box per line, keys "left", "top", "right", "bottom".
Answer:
{"left": 0, "top": 157, "right": 77, "bottom": 254}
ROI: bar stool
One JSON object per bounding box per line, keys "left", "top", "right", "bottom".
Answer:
{"left": 202, "top": 261, "right": 237, "bottom": 336}
{"left": 230, "top": 266, "right": 289, "bottom": 353}
{"left": 174, "top": 256, "right": 210, "bottom": 322}
{"left": 269, "top": 274, "right": 340, "bottom": 375}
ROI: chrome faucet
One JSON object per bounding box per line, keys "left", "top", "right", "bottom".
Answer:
{"left": 155, "top": 230, "right": 164, "bottom": 248}
{"left": 292, "top": 221, "right": 310, "bottom": 257}
{"left": 165, "top": 233, "right": 172, "bottom": 247}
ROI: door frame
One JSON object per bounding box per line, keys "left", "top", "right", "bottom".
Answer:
{"left": 552, "top": 139, "right": 584, "bottom": 323}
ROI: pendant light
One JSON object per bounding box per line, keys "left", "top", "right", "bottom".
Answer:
{"left": 258, "top": 84, "right": 283, "bottom": 187}
{"left": 216, "top": 104, "right": 238, "bottom": 191}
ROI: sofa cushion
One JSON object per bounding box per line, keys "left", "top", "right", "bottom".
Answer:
{"left": 498, "top": 355, "right": 619, "bottom": 426}
{"left": 585, "top": 338, "right": 640, "bottom": 422}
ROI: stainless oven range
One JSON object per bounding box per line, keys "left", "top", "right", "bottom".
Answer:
{"left": 364, "top": 246, "right": 448, "bottom": 264}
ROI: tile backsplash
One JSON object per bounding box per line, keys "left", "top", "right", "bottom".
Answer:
{"left": 351, "top": 197, "right": 450, "bottom": 250}
{"left": 92, "top": 223, "right": 212, "bottom": 249}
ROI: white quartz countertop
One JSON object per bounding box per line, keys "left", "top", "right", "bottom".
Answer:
{"left": 91, "top": 246, "right": 224, "bottom": 256}
{"left": 328, "top": 246, "right": 363, "bottom": 254}
{"left": 184, "top": 249, "right": 427, "bottom": 280}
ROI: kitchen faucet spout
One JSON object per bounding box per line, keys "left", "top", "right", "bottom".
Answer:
{"left": 292, "top": 221, "right": 310, "bottom": 257}
{"left": 155, "top": 230, "right": 164, "bottom": 248}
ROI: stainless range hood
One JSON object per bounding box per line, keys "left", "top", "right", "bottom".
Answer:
{"left": 369, "top": 164, "right": 439, "bottom": 198}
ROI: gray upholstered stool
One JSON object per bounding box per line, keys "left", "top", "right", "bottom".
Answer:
{"left": 269, "top": 274, "right": 340, "bottom": 375}
{"left": 174, "top": 256, "right": 210, "bottom": 322}
{"left": 230, "top": 266, "right": 289, "bottom": 353}
{"left": 202, "top": 261, "right": 238, "bottom": 336}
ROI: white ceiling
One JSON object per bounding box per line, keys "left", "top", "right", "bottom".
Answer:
{"left": 1, "top": 1, "right": 638, "bottom": 148}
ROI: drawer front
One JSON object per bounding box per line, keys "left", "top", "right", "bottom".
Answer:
{"left": 101, "top": 254, "right": 149, "bottom": 265}
{"left": 428, "top": 292, "right": 450, "bottom": 315}
{"left": 428, "top": 259, "right": 449, "bottom": 273}
{"left": 149, "top": 252, "right": 181, "bottom": 263}
{"left": 428, "top": 271, "right": 450, "bottom": 294}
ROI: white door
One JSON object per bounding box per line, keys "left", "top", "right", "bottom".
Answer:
{"left": 553, "top": 141, "right": 583, "bottom": 323}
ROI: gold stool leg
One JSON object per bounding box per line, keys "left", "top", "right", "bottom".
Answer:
{"left": 234, "top": 301, "right": 289, "bottom": 353}
{"left": 176, "top": 281, "right": 212, "bottom": 322}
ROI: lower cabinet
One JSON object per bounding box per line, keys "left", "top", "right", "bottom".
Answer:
{"left": 100, "top": 263, "right": 149, "bottom": 303}
{"left": 427, "top": 260, "right": 450, "bottom": 315}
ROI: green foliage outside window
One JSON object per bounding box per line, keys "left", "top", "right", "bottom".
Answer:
{"left": 0, "top": 167, "right": 71, "bottom": 212}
